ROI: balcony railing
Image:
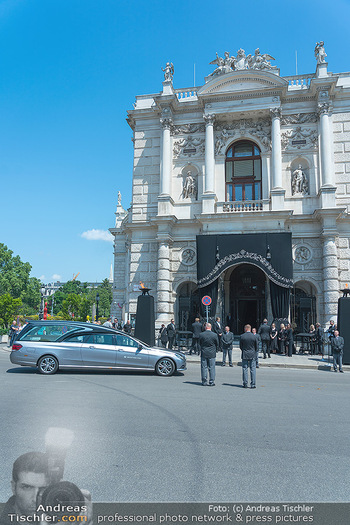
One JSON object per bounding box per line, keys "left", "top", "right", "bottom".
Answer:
{"left": 222, "top": 200, "right": 265, "bottom": 212}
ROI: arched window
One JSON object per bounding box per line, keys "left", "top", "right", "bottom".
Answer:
{"left": 225, "top": 141, "right": 262, "bottom": 201}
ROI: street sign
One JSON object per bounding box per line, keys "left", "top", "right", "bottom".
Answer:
{"left": 202, "top": 295, "right": 212, "bottom": 306}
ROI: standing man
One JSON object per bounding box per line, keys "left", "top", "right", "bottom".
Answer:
{"left": 258, "top": 318, "right": 271, "bottom": 359}
{"left": 331, "top": 330, "right": 344, "bottom": 372}
{"left": 221, "top": 325, "right": 234, "bottom": 366}
{"left": 315, "top": 322, "right": 323, "bottom": 356}
{"left": 190, "top": 317, "right": 202, "bottom": 355}
{"left": 252, "top": 328, "right": 261, "bottom": 368}
{"left": 167, "top": 319, "right": 176, "bottom": 350}
{"left": 199, "top": 323, "right": 219, "bottom": 386}
{"left": 123, "top": 319, "right": 132, "bottom": 334}
{"left": 240, "top": 324, "right": 258, "bottom": 389}
{"left": 213, "top": 317, "right": 223, "bottom": 351}
{"left": 103, "top": 317, "right": 113, "bottom": 328}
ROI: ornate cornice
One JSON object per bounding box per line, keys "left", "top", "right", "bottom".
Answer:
{"left": 160, "top": 117, "right": 173, "bottom": 130}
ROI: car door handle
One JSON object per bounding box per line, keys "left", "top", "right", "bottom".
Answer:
{"left": 89, "top": 346, "right": 95, "bottom": 349}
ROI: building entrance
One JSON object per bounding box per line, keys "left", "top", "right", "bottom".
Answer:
{"left": 229, "top": 264, "right": 267, "bottom": 335}
{"left": 177, "top": 282, "right": 200, "bottom": 331}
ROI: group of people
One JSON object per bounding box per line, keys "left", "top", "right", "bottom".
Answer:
{"left": 158, "top": 319, "right": 177, "bottom": 349}
{"left": 8, "top": 320, "right": 28, "bottom": 346}
{"left": 102, "top": 317, "right": 133, "bottom": 334}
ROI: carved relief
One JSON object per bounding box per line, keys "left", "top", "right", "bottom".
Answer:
{"left": 173, "top": 136, "right": 205, "bottom": 158}
{"left": 172, "top": 123, "right": 205, "bottom": 135}
{"left": 294, "top": 245, "right": 312, "bottom": 264}
{"left": 281, "top": 127, "right": 318, "bottom": 150}
{"left": 281, "top": 113, "right": 317, "bottom": 125}
{"left": 215, "top": 118, "right": 271, "bottom": 150}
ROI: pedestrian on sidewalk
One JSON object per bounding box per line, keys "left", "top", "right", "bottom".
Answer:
{"left": 252, "top": 328, "right": 261, "bottom": 368}
{"left": 258, "top": 318, "right": 271, "bottom": 359}
{"left": 221, "top": 325, "right": 234, "bottom": 366}
{"left": 331, "top": 330, "right": 344, "bottom": 372}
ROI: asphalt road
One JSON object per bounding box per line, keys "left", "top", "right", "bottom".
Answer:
{"left": 0, "top": 348, "right": 349, "bottom": 503}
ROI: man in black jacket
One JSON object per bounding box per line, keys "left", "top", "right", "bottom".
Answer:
{"left": 258, "top": 318, "right": 271, "bottom": 359}
{"left": 240, "top": 324, "right": 258, "bottom": 388}
{"left": 212, "top": 317, "right": 223, "bottom": 352}
{"left": 190, "top": 317, "right": 202, "bottom": 355}
{"left": 221, "top": 325, "right": 234, "bottom": 366}
{"left": 199, "top": 323, "right": 219, "bottom": 386}
{"left": 331, "top": 330, "right": 344, "bottom": 372}
{"left": 167, "top": 319, "right": 176, "bottom": 349}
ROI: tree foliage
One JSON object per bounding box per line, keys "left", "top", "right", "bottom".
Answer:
{"left": 0, "top": 293, "right": 22, "bottom": 328}
{"left": 0, "top": 243, "right": 32, "bottom": 298}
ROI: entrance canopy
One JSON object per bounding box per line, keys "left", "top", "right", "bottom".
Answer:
{"left": 196, "top": 233, "right": 293, "bottom": 322}
{"left": 197, "top": 232, "right": 293, "bottom": 288}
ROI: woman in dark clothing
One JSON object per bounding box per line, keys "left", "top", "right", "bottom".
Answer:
{"left": 270, "top": 323, "right": 278, "bottom": 354}
{"left": 278, "top": 323, "right": 286, "bottom": 354}
{"left": 285, "top": 323, "right": 294, "bottom": 357}
{"left": 309, "top": 324, "right": 316, "bottom": 355}
{"left": 159, "top": 324, "right": 168, "bottom": 348}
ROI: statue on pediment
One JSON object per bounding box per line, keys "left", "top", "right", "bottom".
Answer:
{"left": 162, "top": 62, "right": 174, "bottom": 81}
{"left": 209, "top": 51, "right": 235, "bottom": 76}
{"left": 314, "top": 41, "right": 327, "bottom": 64}
{"left": 248, "top": 48, "right": 276, "bottom": 70}
{"left": 208, "top": 48, "right": 277, "bottom": 77}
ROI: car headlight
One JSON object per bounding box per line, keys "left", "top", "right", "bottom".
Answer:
{"left": 175, "top": 353, "right": 186, "bottom": 360}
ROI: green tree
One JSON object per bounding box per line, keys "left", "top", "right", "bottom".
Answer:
{"left": 0, "top": 293, "right": 22, "bottom": 328}
{"left": 78, "top": 296, "right": 92, "bottom": 322}
{"left": 88, "top": 280, "right": 112, "bottom": 318}
{"left": 21, "top": 277, "right": 41, "bottom": 314}
{"left": 61, "top": 294, "right": 82, "bottom": 319}
{"left": 53, "top": 280, "right": 88, "bottom": 314}
{"left": 0, "top": 243, "right": 31, "bottom": 298}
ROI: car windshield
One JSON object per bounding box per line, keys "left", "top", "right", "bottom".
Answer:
{"left": 18, "top": 324, "right": 82, "bottom": 342}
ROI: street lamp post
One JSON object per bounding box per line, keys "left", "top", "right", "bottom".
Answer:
{"left": 96, "top": 292, "right": 100, "bottom": 321}
{"left": 39, "top": 285, "right": 46, "bottom": 320}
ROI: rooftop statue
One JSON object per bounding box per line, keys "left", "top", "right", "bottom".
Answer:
{"left": 208, "top": 48, "right": 276, "bottom": 77}
{"left": 162, "top": 62, "right": 174, "bottom": 81}
{"left": 314, "top": 41, "right": 327, "bottom": 64}
{"left": 248, "top": 48, "right": 276, "bottom": 70}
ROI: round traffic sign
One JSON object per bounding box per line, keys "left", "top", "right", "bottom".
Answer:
{"left": 202, "top": 295, "right": 212, "bottom": 306}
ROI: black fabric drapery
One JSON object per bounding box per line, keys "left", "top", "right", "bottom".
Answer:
{"left": 196, "top": 233, "right": 293, "bottom": 320}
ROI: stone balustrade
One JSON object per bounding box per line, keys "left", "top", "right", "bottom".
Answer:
{"left": 176, "top": 90, "right": 198, "bottom": 101}
{"left": 284, "top": 74, "right": 314, "bottom": 89}
{"left": 221, "top": 200, "right": 265, "bottom": 212}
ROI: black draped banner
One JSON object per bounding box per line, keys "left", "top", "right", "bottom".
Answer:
{"left": 196, "top": 233, "right": 293, "bottom": 320}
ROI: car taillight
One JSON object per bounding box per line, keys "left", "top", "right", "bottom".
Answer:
{"left": 12, "top": 344, "right": 22, "bottom": 351}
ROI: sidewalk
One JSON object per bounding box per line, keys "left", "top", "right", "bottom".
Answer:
{"left": 181, "top": 345, "right": 349, "bottom": 371}
{"left": 1, "top": 342, "right": 348, "bottom": 371}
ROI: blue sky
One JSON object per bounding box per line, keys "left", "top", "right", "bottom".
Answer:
{"left": 0, "top": 0, "right": 348, "bottom": 283}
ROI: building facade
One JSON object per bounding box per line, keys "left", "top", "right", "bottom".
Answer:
{"left": 110, "top": 44, "right": 350, "bottom": 333}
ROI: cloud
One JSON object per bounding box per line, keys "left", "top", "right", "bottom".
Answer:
{"left": 81, "top": 229, "right": 114, "bottom": 242}
{"left": 39, "top": 275, "right": 46, "bottom": 281}
{"left": 52, "top": 274, "right": 62, "bottom": 281}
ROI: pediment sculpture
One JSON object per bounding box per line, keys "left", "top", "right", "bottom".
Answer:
{"left": 209, "top": 48, "right": 276, "bottom": 77}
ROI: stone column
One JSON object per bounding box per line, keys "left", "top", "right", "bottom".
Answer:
{"left": 270, "top": 107, "right": 282, "bottom": 189}
{"left": 322, "top": 234, "right": 339, "bottom": 323}
{"left": 160, "top": 118, "right": 173, "bottom": 196}
{"left": 318, "top": 103, "right": 334, "bottom": 187}
{"left": 202, "top": 113, "right": 216, "bottom": 213}
{"left": 204, "top": 114, "right": 216, "bottom": 193}
{"left": 156, "top": 239, "right": 171, "bottom": 323}
{"left": 270, "top": 107, "right": 285, "bottom": 210}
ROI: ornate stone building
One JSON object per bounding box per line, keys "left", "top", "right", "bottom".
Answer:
{"left": 110, "top": 44, "right": 350, "bottom": 333}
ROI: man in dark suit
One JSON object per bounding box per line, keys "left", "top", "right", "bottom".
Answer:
{"left": 240, "top": 324, "right": 258, "bottom": 388}
{"left": 190, "top": 317, "right": 202, "bottom": 355}
{"left": 258, "top": 318, "right": 271, "bottom": 359}
{"left": 199, "top": 323, "right": 219, "bottom": 386}
{"left": 212, "top": 317, "right": 223, "bottom": 351}
{"left": 221, "top": 325, "right": 234, "bottom": 366}
{"left": 166, "top": 319, "right": 176, "bottom": 349}
{"left": 331, "top": 330, "right": 344, "bottom": 372}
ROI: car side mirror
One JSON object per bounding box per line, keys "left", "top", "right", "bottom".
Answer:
{"left": 138, "top": 344, "right": 143, "bottom": 351}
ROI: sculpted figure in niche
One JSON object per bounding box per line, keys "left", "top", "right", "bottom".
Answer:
{"left": 182, "top": 170, "right": 197, "bottom": 199}
{"left": 162, "top": 62, "right": 174, "bottom": 81}
{"left": 314, "top": 41, "right": 327, "bottom": 64}
{"left": 291, "top": 165, "right": 308, "bottom": 195}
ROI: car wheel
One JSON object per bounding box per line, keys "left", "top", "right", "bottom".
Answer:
{"left": 37, "top": 355, "right": 59, "bottom": 375}
{"left": 155, "top": 358, "right": 175, "bottom": 377}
